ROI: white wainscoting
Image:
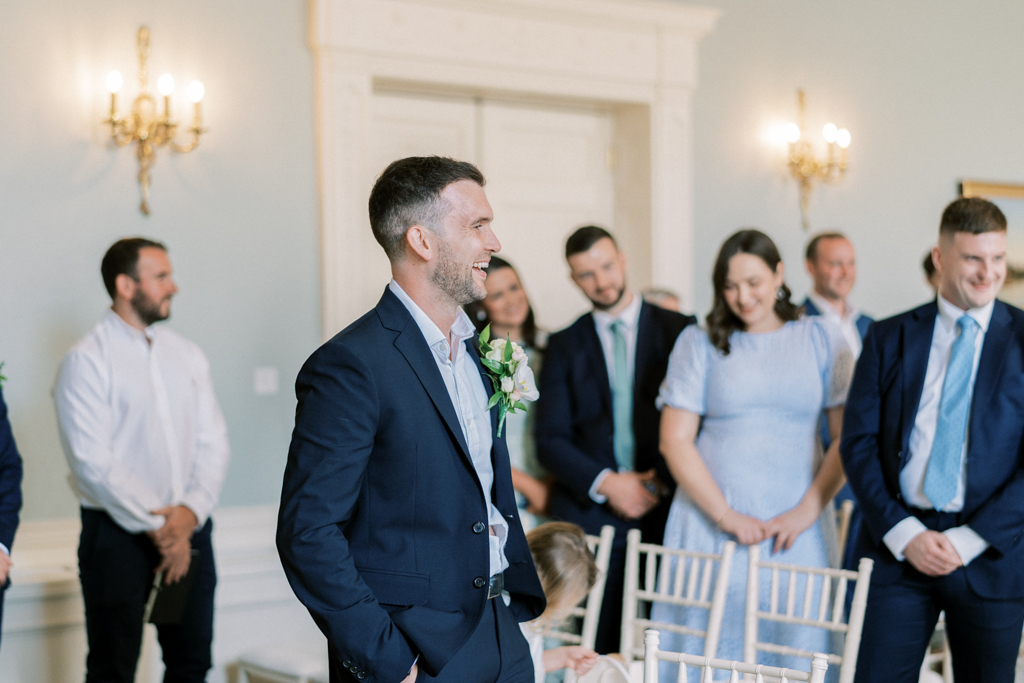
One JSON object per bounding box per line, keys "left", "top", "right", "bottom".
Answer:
{"left": 0, "top": 505, "right": 324, "bottom": 683}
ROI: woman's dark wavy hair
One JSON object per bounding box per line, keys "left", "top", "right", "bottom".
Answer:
{"left": 464, "top": 256, "right": 542, "bottom": 350}
{"left": 707, "top": 229, "right": 798, "bottom": 355}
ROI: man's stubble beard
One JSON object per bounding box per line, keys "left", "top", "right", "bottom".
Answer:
{"left": 131, "top": 288, "right": 171, "bottom": 326}
{"left": 590, "top": 283, "right": 626, "bottom": 312}
{"left": 432, "top": 237, "right": 485, "bottom": 307}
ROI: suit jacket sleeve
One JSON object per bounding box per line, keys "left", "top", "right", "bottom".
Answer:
{"left": 0, "top": 388, "right": 23, "bottom": 552}
{"left": 534, "top": 332, "right": 608, "bottom": 499}
{"left": 840, "top": 323, "right": 913, "bottom": 543}
{"left": 276, "top": 341, "right": 416, "bottom": 682}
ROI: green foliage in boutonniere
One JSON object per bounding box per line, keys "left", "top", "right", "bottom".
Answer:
{"left": 0, "top": 362, "right": 6, "bottom": 389}
{"left": 477, "top": 325, "right": 540, "bottom": 437}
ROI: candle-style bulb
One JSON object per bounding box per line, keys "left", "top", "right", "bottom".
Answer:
{"left": 106, "top": 70, "right": 124, "bottom": 93}
{"left": 187, "top": 80, "right": 205, "bottom": 103}
{"left": 783, "top": 122, "right": 801, "bottom": 144}
{"left": 836, "top": 129, "right": 851, "bottom": 149}
{"left": 158, "top": 74, "right": 175, "bottom": 97}
{"left": 822, "top": 123, "right": 838, "bottom": 143}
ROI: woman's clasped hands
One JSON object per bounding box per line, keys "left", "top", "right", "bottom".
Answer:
{"left": 717, "top": 497, "right": 824, "bottom": 553}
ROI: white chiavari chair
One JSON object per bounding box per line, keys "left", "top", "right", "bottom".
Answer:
{"left": 834, "top": 500, "right": 855, "bottom": 568}
{"left": 744, "top": 545, "right": 873, "bottom": 683}
{"left": 540, "top": 525, "right": 616, "bottom": 682}
{"left": 918, "top": 614, "right": 952, "bottom": 683}
{"left": 620, "top": 529, "right": 736, "bottom": 670}
{"left": 644, "top": 628, "right": 829, "bottom": 683}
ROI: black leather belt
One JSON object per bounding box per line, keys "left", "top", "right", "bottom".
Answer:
{"left": 487, "top": 572, "right": 504, "bottom": 599}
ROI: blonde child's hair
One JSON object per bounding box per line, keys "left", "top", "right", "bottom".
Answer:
{"left": 526, "top": 522, "right": 599, "bottom": 625}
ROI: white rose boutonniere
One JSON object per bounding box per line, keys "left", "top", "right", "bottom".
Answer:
{"left": 477, "top": 325, "right": 539, "bottom": 437}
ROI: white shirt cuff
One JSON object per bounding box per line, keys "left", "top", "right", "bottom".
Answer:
{"left": 0, "top": 543, "right": 8, "bottom": 557}
{"left": 589, "top": 469, "right": 613, "bottom": 504}
{"left": 943, "top": 525, "right": 989, "bottom": 566}
{"left": 883, "top": 516, "right": 928, "bottom": 561}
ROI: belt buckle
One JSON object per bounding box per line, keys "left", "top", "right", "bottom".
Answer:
{"left": 487, "top": 572, "right": 504, "bottom": 599}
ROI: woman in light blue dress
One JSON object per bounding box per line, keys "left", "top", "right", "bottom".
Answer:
{"left": 652, "top": 230, "right": 854, "bottom": 678}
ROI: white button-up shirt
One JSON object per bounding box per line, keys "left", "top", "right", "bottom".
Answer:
{"left": 589, "top": 290, "right": 643, "bottom": 502}
{"left": 389, "top": 281, "right": 509, "bottom": 577}
{"left": 808, "top": 291, "right": 864, "bottom": 358}
{"left": 53, "top": 310, "right": 230, "bottom": 533}
{"left": 883, "top": 295, "right": 992, "bottom": 565}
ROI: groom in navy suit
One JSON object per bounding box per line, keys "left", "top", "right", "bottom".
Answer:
{"left": 0, "top": 384, "right": 24, "bottom": 650}
{"left": 536, "top": 227, "right": 695, "bottom": 654}
{"left": 842, "top": 197, "right": 1024, "bottom": 683}
{"left": 278, "top": 157, "right": 544, "bottom": 683}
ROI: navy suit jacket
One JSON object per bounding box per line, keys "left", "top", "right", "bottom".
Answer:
{"left": 0, "top": 388, "right": 23, "bottom": 564}
{"left": 841, "top": 299, "right": 1024, "bottom": 599}
{"left": 535, "top": 301, "right": 695, "bottom": 545}
{"left": 277, "top": 289, "right": 545, "bottom": 683}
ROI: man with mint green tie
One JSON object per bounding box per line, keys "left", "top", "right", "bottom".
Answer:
{"left": 536, "top": 226, "right": 695, "bottom": 653}
{"left": 842, "top": 197, "right": 1024, "bottom": 683}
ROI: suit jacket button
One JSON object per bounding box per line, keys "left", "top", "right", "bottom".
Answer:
{"left": 342, "top": 661, "right": 351, "bottom": 667}
{"left": 473, "top": 522, "right": 486, "bottom": 534}
{"left": 474, "top": 576, "right": 487, "bottom": 588}
{"left": 357, "top": 674, "right": 366, "bottom": 680}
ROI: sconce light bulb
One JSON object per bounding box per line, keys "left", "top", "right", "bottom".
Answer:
{"left": 822, "top": 123, "right": 838, "bottom": 143}
{"left": 187, "top": 80, "right": 205, "bottom": 103}
{"left": 158, "top": 74, "right": 175, "bottom": 97}
{"left": 106, "top": 70, "right": 124, "bottom": 93}
{"left": 836, "top": 128, "right": 851, "bottom": 149}
{"left": 783, "top": 123, "right": 801, "bottom": 144}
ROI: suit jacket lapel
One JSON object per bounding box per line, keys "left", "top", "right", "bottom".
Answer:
{"left": 583, "top": 314, "right": 613, "bottom": 413}
{"left": 970, "top": 301, "right": 1012, "bottom": 434}
{"left": 901, "top": 303, "right": 937, "bottom": 450}
{"left": 377, "top": 289, "right": 471, "bottom": 459}
{"left": 634, "top": 302, "right": 655, "bottom": 406}
{"left": 802, "top": 297, "right": 821, "bottom": 317}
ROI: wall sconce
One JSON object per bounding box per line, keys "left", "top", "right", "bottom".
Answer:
{"left": 784, "top": 89, "right": 850, "bottom": 231}
{"left": 104, "top": 27, "right": 205, "bottom": 216}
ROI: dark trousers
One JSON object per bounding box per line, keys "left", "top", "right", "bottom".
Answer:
{"left": 330, "top": 597, "right": 532, "bottom": 683}
{"left": 595, "top": 545, "right": 626, "bottom": 655}
{"left": 854, "top": 510, "right": 1024, "bottom": 683}
{"left": 79, "top": 509, "right": 217, "bottom": 683}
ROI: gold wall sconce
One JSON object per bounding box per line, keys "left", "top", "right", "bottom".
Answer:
{"left": 104, "top": 27, "right": 206, "bottom": 215}
{"left": 783, "top": 89, "right": 850, "bottom": 230}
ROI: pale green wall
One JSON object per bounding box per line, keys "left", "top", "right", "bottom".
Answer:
{"left": 685, "top": 0, "right": 1024, "bottom": 320}
{"left": 0, "top": 1, "right": 320, "bottom": 520}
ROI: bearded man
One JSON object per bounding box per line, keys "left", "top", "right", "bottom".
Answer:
{"left": 277, "top": 157, "right": 545, "bottom": 682}
{"left": 535, "top": 226, "right": 696, "bottom": 654}
{"left": 54, "top": 237, "right": 230, "bottom": 683}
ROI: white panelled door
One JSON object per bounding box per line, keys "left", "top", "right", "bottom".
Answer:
{"left": 368, "top": 90, "right": 615, "bottom": 332}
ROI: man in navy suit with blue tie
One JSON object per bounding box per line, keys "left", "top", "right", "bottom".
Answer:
{"left": 0, "top": 381, "right": 24, "bottom": 651}
{"left": 536, "top": 227, "right": 695, "bottom": 654}
{"left": 842, "top": 198, "right": 1024, "bottom": 683}
{"left": 277, "top": 157, "right": 544, "bottom": 683}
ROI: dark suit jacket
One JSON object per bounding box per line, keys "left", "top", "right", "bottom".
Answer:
{"left": 535, "top": 301, "right": 695, "bottom": 545}
{"left": 841, "top": 299, "right": 1024, "bottom": 598}
{"left": 0, "top": 387, "right": 23, "bottom": 567}
{"left": 277, "top": 289, "right": 545, "bottom": 683}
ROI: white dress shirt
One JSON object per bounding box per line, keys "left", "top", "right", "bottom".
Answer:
{"left": 589, "top": 290, "right": 643, "bottom": 502}
{"left": 389, "top": 281, "right": 509, "bottom": 577}
{"left": 53, "top": 310, "right": 230, "bottom": 534}
{"left": 882, "top": 296, "right": 992, "bottom": 565}
{"left": 808, "top": 291, "right": 864, "bottom": 359}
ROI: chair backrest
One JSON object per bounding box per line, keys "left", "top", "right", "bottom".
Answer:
{"left": 644, "top": 629, "right": 829, "bottom": 683}
{"left": 620, "top": 528, "right": 736, "bottom": 664}
{"left": 540, "top": 525, "right": 615, "bottom": 651}
{"left": 834, "top": 500, "right": 854, "bottom": 567}
{"left": 744, "top": 545, "right": 873, "bottom": 683}
{"left": 575, "top": 655, "right": 632, "bottom": 683}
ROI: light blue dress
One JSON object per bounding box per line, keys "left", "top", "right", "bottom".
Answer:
{"left": 651, "top": 319, "right": 853, "bottom": 680}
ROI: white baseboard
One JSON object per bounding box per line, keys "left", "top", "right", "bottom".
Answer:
{"left": 0, "top": 505, "right": 324, "bottom": 683}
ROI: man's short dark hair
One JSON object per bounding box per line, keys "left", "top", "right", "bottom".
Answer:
{"left": 100, "top": 238, "right": 167, "bottom": 299}
{"left": 367, "top": 156, "right": 486, "bottom": 260}
{"left": 940, "top": 197, "right": 1007, "bottom": 237}
{"left": 565, "top": 225, "right": 616, "bottom": 260}
{"left": 805, "top": 231, "right": 848, "bottom": 262}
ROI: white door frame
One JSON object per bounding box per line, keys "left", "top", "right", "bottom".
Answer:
{"left": 311, "top": 0, "right": 719, "bottom": 338}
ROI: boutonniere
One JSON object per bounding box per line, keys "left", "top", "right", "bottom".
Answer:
{"left": 477, "top": 325, "right": 540, "bottom": 437}
{"left": 0, "top": 362, "right": 5, "bottom": 389}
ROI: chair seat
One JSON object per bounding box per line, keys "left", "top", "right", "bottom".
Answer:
{"left": 576, "top": 655, "right": 631, "bottom": 683}
{"left": 238, "top": 641, "right": 329, "bottom": 682}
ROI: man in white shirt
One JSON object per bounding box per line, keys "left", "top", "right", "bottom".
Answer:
{"left": 535, "top": 227, "right": 696, "bottom": 654}
{"left": 54, "top": 238, "right": 230, "bottom": 683}
{"left": 842, "top": 198, "right": 1024, "bottom": 683}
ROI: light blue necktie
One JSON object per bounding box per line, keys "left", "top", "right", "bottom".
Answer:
{"left": 611, "top": 320, "right": 635, "bottom": 471}
{"left": 923, "top": 315, "right": 980, "bottom": 510}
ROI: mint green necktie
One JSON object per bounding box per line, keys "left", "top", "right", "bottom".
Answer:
{"left": 611, "top": 320, "right": 635, "bottom": 471}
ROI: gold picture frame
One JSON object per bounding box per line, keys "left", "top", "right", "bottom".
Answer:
{"left": 960, "top": 180, "right": 1024, "bottom": 200}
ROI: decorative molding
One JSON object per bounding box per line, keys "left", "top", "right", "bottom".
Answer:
{"left": 311, "top": 0, "right": 719, "bottom": 336}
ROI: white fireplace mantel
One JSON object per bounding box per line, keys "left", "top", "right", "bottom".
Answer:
{"left": 311, "top": 0, "right": 719, "bottom": 337}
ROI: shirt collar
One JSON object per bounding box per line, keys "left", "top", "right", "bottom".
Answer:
{"left": 937, "top": 294, "right": 994, "bottom": 334}
{"left": 808, "top": 291, "right": 859, "bottom": 322}
{"left": 103, "top": 308, "right": 158, "bottom": 343}
{"left": 593, "top": 289, "right": 642, "bottom": 331}
{"left": 389, "top": 280, "right": 475, "bottom": 361}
